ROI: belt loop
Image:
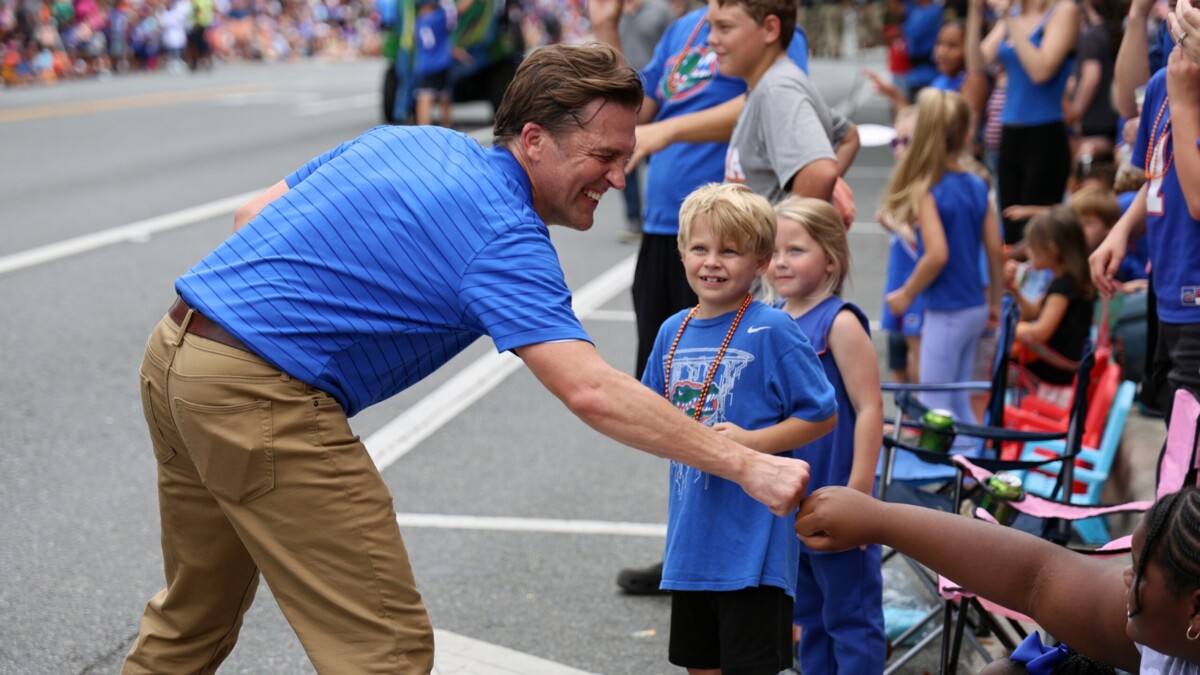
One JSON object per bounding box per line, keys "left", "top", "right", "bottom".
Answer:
{"left": 280, "top": 372, "right": 291, "bottom": 383}
{"left": 174, "top": 310, "right": 195, "bottom": 346}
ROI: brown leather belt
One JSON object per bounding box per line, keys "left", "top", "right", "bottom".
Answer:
{"left": 168, "top": 296, "right": 250, "bottom": 352}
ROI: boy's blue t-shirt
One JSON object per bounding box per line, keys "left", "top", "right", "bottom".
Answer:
{"left": 642, "top": 302, "right": 836, "bottom": 597}
{"left": 177, "top": 126, "right": 590, "bottom": 417}
{"left": 415, "top": 5, "right": 453, "bottom": 77}
{"left": 1132, "top": 65, "right": 1200, "bottom": 324}
{"left": 921, "top": 171, "right": 990, "bottom": 310}
{"left": 638, "top": 9, "right": 809, "bottom": 236}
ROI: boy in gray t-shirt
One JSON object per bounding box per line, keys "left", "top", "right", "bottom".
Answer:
{"left": 711, "top": 0, "right": 841, "bottom": 204}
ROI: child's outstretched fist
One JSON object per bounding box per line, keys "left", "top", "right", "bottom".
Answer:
{"left": 794, "top": 486, "right": 883, "bottom": 551}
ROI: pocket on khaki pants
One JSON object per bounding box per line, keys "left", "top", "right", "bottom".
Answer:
{"left": 173, "top": 398, "right": 275, "bottom": 504}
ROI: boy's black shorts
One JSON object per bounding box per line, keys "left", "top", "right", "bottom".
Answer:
{"left": 416, "top": 70, "right": 449, "bottom": 95}
{"left": 887, "top": 331, "right": 909, "bottom": 373}
{"left": 669, "top": 585, "right": 793, "bottom": 675}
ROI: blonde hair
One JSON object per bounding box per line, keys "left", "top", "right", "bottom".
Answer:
{"left": 880, "top": 89, "right": 973, "bottom": 224}
{"left": 773, "top": 195, "right": 850, "bottom": 296}
{"left": 678, "top": 183, "right": 777, "bottom": 260}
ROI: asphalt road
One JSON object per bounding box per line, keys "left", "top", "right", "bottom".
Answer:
{"left": 0, "top": 51, "right": 942, "bottom": 675}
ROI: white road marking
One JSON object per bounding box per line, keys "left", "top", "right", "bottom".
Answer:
{"left": 295, "top": 92, "right": 381, "bottom": 116}
{"left": 397, "top": 513, "right": 666, "bottom": 538}
{"left": 0, "top": 190, "right": 261, "bottom": 277}
{"left": 434, "top": 630, "right": 599, "bottom": 675}
{"left": 365, "top": 255, "right": 638, "bottom": 469}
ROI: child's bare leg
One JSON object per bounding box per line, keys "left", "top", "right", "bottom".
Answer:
{"left": 415, "top": 91, "right": 434, "bottom": 126}
{"left": 905, "top": 334, "right": 921, "bottom": 383}
{"left": 439, "top": 93, "right": 453, "bottom": 127}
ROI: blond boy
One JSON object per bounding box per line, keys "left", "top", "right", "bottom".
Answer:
{"left": 643, "top": 183, "right": 835, "bottom": 673}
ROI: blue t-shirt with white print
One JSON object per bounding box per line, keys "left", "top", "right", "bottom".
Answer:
{"left": 642, "top": 301, "right": 836, "bottom": 596}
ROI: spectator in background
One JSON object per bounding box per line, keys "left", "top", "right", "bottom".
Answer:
{"left": 159, "top": 0, "right": 192, "bottom": 73}
{"left": 1065, "top": 0, "right": 1121, "bottom": 157}
{"left": 414, "top": 0, "right": 455, "bottom": 127}
{"left": 617, "top": 0, "right": 673, "bottom": 243}
{"left": 977, "top": 0, "right": 1078, "bottom": 245}
{"left": 902, "top": 0, "right": 944, "bottom": 97}
{"left": 187, "top": 0, "right": 213, "bottom": 70}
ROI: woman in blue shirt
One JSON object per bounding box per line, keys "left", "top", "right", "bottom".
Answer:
{"left": 978, "top": 0, "right": 1079, "bottom": 244}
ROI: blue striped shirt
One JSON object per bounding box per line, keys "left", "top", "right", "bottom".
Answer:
{"left": 176, "top": 125, "right": 590, "bottom": 416}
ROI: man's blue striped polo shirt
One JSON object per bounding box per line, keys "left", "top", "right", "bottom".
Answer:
{"left": 176, "top": 125, "right": 591, "bottom": 416}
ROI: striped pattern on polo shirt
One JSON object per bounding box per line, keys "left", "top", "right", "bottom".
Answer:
{"left": 176, "top": 125, "right": 590, "bottom": 416}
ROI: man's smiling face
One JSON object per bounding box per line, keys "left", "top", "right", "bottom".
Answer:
{"left": 525, "top": 99, "right": 637, "bottom": 231}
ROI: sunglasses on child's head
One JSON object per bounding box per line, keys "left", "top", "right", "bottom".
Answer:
{"left": 890, "top": 135, "right": 911, "bottom": 150}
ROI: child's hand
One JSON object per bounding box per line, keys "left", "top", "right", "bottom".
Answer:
{"left": 1003, "top": 258, "right": 1020, "bottom": 290}
{"left": 863, "top": 68, "right": 902, "bottom": 101}
{"left": 885, "top": 288, "right": 912, "bottom": 317}
{"left": 833, "top": 178, "right": 857, "bottom": 228}
{"left": 1001, "top": 204, "right": 1044, "bottom": 221}
{"left": 795, "top": 487, "right": 882, "bottom": 551}
{"left": 586, "top": 0, "right": 625, "bottom": 29}
{"left": 712, "top": 422, "right": 749, "bottom": 446}
{"left": 629, "top": 122, "right": 671, "bottom": 170}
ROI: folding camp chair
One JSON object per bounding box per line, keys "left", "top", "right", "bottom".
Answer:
{"left": 926, "top": 387, "right": 1200, "bottom": 673}
{"left": 878, "top": 345, "right": 1097, "bottom": 675}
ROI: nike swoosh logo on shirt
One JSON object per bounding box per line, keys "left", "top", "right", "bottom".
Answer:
{"left": 746, "top": 326, "right": 770, "bottom": 334}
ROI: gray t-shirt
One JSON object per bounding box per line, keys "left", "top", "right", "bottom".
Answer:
{"left": 725, "top": 56, "right": 837, "bottom": 204}
{"left": 619, "top": 0, "right": 674, "bottom": 70}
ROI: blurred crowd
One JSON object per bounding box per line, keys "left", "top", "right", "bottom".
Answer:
{"left": 0, "top": 0, "right": 892, "bottom": 88}
{"left": 1, "top": 0, "right": 387, "bottom": 85}
{"left": 0, "top": 0, "right": 612, "bottom": 86}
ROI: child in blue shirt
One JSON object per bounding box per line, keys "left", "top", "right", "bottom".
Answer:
{"left": 642, "top": 182, "right": 836, "bottom": 674}
{"left": 881, "top": 89, "right": 1005, "bottom": 436}
{"left": 769, "top": 195, "right": 887, "bottom": 674}
{"left": 414, "top": 0, "right": 454, "bottom": 127}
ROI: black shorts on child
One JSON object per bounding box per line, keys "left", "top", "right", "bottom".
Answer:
{"left": 416, "top": 69, "right": 449, "bottom": 95}
{"left": 669, "top": 585, "right": 793, "bottom": 675}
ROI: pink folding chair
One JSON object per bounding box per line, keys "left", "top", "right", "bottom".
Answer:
{"left": 929, "top": 388, "right": 1200, "bottom": 672}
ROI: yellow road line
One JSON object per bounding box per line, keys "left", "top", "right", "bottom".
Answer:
{"left": 0, "top": 83, "right": 265, "bottom": 123}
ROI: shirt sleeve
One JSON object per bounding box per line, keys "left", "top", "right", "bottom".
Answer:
{"left": 761, "top": 82, "right": 836, "bottom": 190}
{"left": 770, "top": 321, "right": 837, "bottom": 423}
{"left": 640, "top": 321, "right": 672, "bottom": 393}
{"left": 285, "top": 135, "right": 363, "bottom": 187}
{"left": 639, "top": 19, "right": 678, "bottom": 106}
{"left": 459, "top": 225, "right": 592, "bottom": 353}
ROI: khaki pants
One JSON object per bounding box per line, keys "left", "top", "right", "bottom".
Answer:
{"left": 123, "top": 314, "right": 434, "bottom": 674}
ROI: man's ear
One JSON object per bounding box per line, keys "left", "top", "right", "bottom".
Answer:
{"left": 521, "top": 122, "right": 549, "bottom": 163}
{"left": 762, "top": 13, "right": 782, "bottom": 45}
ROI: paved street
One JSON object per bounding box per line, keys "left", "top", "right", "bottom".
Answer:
{"left": 0, "top": 48, "right": 1163, "bottom": 675}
